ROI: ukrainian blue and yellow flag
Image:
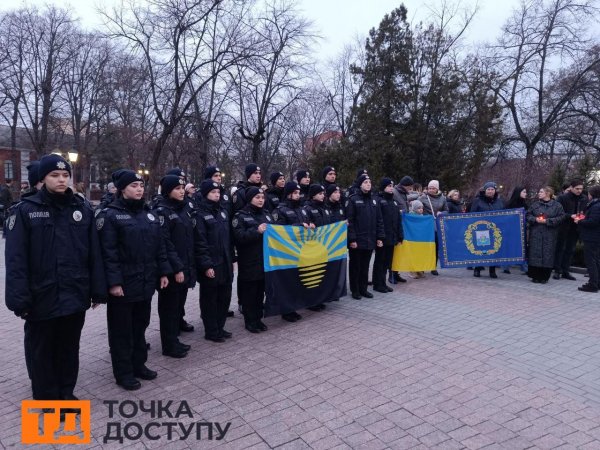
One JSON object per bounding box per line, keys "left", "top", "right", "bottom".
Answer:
{"left": 263, "top": 222, "right": 348, "bottom": 316}
{"left": 392, "top": 213, "right": 436, "bottom": 272}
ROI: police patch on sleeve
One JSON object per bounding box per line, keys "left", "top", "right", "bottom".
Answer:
{"left": 372, "top": 200, "right": 376, "bottom": 205}
{"left": 232, "top": 193, "right": 237, "bottom": 203}
{"left": 232, "top": 218, "right": 238, "bottom": 227}
{"left": 302, "top": 210, "right": 307, "bottom": 216}
{"left": 221, "top": 211, "right": 227, "bottom": 219}
{"left": 96, "top": 218, "right": 104, "bottom": 230}
{"left": 7, "top": 214, "right": 16, "bottom": 231}
{"left": 147, "top": 213, "right": 155, "bottom": 221}
{"left": 94, "top": 208, "right": 102, "bottom": 217}
{"left": 223, "top": 194, "right": 229, "bottom": 201}
{"left": 266, "top": 216, "right": 272, "bottom": 222}
{"left": 73, "top": 210, "right": 83, "bottom": 222}
{"left": 189, "top": 202, "right": 194, "bottom": 209}
{"left": 159, "top": 215, "right": 165, "bottom": 226}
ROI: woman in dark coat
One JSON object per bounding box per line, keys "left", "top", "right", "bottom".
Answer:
{"left": 471, "top": 181, "right": 505, "bottom": 278}
{"left": 446, "top": 190, "right": 465, "bottom": 214}
{"left": 504, "top": 186, "right": 529, "bottom": 274}
{"left": 526, "top": 186, "right": 565, "bottom": 283}
{"left": 575, "top": 185, "right": 600, "bottom": 292}
{"left": 97, "top": 170, "right": 171, "bottom": 390}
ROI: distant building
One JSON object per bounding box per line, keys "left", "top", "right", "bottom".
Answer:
{"left": 304, "top": 130, "right": 343, "bottom": 154}
{"left": 0, "top": 125, "right": 37, "bottom": 186}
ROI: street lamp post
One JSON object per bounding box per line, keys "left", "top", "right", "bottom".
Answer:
{"left": 68, "top": 150, "right": 79, "bottom": 186}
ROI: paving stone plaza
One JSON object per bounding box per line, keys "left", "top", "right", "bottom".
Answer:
{"left": 2, "top": 238, "right": 600, "bottom": 449}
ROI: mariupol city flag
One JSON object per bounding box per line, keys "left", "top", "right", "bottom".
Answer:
{"left": 263, "top": 222, "right": 347, "bottom": 316}
{"left": 392, "top": 213, "right": 436, "bottom": 272}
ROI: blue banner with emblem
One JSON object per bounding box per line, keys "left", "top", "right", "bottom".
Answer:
{"left": 437, "top": 208, "right": 526, "bottom": 268}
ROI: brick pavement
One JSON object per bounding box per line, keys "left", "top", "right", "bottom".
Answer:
{"left": 1, "top": 238, "right": 600, "bottom": 449}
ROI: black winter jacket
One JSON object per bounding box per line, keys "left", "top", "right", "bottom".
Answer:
{"left": 154, "top": 198, "right": 198, "bottom": 289}
{"left": 377, "top": 192, "right": 404, "bottom": 246}
{"left": 346, "top": 190, "right": 385, "bottom": 250}
{"left": 303, "top": 200, "right": 332, "bottom": 227}
{"left": 447, "top": 198, "right": 465, "bottom": 214}
{"left": 579, "top": 199, "right": 600, "bottom": 244}
{"left": 5, "top": 187, "right": 107, "bottom": 320}
{"left": 232, "top": 205, "right": 274, "bottom": 281}
{"left": 275, "top": 199, "right": 308, "bottom": 226}
{"left": 97, "top": 197, "right": 171, "bottom": 302}
{"left": 266, "top": 187, "right": 284, "bottom": 213}
{"left": 470, "top": 192, "right": 505, "bottom": 212}
{"left": 232, "top": 180, "right": 263, "bottom": 212}
{"left": 557, "top": 191, "right": 587, "bottom": 233}
{"left": 195, "top": 198, "right": 234, "bottom": 285}
{"left": 326, "top": 200, "right": 346, "bottom": 223}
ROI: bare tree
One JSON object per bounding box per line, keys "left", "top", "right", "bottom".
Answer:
{"left": 492, "top": 0, "right": 600, "bottom": 180}
{"left": 232, "top": 0, "right": 315, "bottom": 165}
{"left": 61, "top": 32, "right": 112, "bottom": 185}
{"left": 102, "top": 0, "right": 255, "bottom": 191}
{"left": 321, "top": 40, "right": 365, "bottom": 138}
{"left": 18, "top": 6, "right": 74, "bottom": 155}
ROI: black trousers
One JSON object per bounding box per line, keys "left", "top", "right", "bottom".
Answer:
{"left": 179, "top": 290, "right": 188, "bottom": 325}
{"left": 24, "top": 312, "right": 85, "bottom": 400}
{"left": 583, "top": 243, "right": 600, "bottom": 289}
{"left": 349, "top": 248, "right": 373, "bottom": 294}
{"left": 554, "top": 231, "right": 579, "bottom": 273}
{"left": 107, "top": 299, "right": 151, "bottom": 382}
{"left": 237, "top": 279, "right": 265, "bottom": 325}
{"left": 158, "top": 284, "right": 187, "bottom": 352}
{"left": 373, "top": 245, "right": 394, "bottom": 289}
{"left": 200, "top": 282, "right": 232, "bottom": 338}
{"left": 528, "top": 266, "right": 553, "bottom": 282}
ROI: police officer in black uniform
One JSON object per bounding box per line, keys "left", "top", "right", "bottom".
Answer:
{"left": 23, "top": 161, "right": 43, "bottom": 197}
{"left": 346, "top": 168, "right": 368, "bottom": 199}
{"left": 321, "top": 166, "right": 337, "bottom": 189}
{"left": 303, "top": 184, "right": 333, "bottom": 311}
{"left": 97, "top": 170, "right": 171, "bottom": 390}
{"left": 303, "top": 184, "right": 332, "bottom": 227}
{"left": 5, "top": 154, "right": 106, "bottom": 401}
{"left": 346, "top": 174, "right": 385, "bottom": 300}
{"left": 296, "top": 170, "right": 311, "bottom": 205}
{"left": 196, "top": 180, "right": 235, "bottom": 342}
{"left": 154, "top": 175, "right": 197, "bottom": 357}
{"left": 233, "top": 163, "right": 262, "bottom": 212}
{"left": 372, "top": 178, "right": 403, "bottom": 293}
{"left": 274, "top": 181, "right": 313, "bottom": 322}
{"left": 325, "top": 184, "right": 346, "bottom": 223}
{"left": 232, "top": 187, "right": 273, "bottom": 333}
{"left": 266, "top": 171, "right": 285, "bottom": 212}
{"left": 202, "top": 166, "right": 233, "bottom": 219}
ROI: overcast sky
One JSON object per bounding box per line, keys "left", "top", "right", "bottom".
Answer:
{"left": 1, "top": 0, "right": 521, "bottom": 59}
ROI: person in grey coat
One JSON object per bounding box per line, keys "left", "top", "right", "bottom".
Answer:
{"left": 418, "top": 180, "right": 448, "bottom": 275}
{"left": 526, "top": 186, "right": 565, "bottom": 283}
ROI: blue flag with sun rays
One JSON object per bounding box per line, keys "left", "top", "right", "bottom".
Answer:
{"left": 263, "top": 222, "right": 348, "bottom": 316}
